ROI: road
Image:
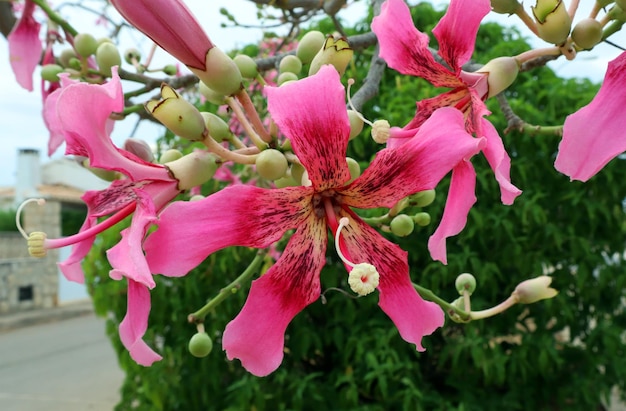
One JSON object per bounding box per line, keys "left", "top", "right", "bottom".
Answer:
{"left": 0, "top": 314, "right": 124, "bottom": 411}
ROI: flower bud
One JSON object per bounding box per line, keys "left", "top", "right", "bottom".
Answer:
{"left": 308, "top": 36, "right": 353, "bottom": 76}
{"left": 274, "top": 175, "right": 299, "bottom": 188}
{"left": 59, "top": 49, "right": 77, "bottom": 68}
{"left": 513, "top": 276, "right": 558, "bottom": 304}
{"left": 165, "top": 151, "right": 219, "bottom": 190}
{"left": 297, "top": 31, "right": 326, "bottom": 65}
{"left": 531, "top": 0, "right": 572, "bottom": 45}
{"left": 199, "top": 81, "right": 227, "bottom": 105}
{"left": 279, "top": 55, "right": 303, "bottom": 75}
{"left": 410, "top": 189, "right": 436, "bottom": 207}
{"left": 448, "top": 297, "right": 471, "bottom": 323}
{"left": 145, "top": 84, "right": 208, "bottom": 141}
{"left": 124, "top": 138, "right": 154, "bottom": 162}
{"left": 82, "top": 158, "right": 120, "bottom": 182}
{"left": 96, "top": 42, "right": 122, "bottom": 77}
{"left": 413, "top": 212, "right": 431, "bottom": 226}
{"left": 571, "top": 18, "right": 603, "bottom": 49}
{"left": 390, "top": 214, "right": 415, "bottom": 237}
{"left": 455, "top": 273, "right": 477, "bottom": 295}
{"left": 74, "top": 33, "right": 98, "bottom": 58}
{"left": 233, "top": 54, "right": 258, "bottom": 79}
{"left": 189, "top": 47, "right": 243, "bottom": 96}
{"left": 290, "top": 162, "right": 306, "bottom": 185}
{"left": 277, "top": 71, "right": 299, "bottom": 86}
{"left": 123, "top": 48, "right": 142, "bottom": 64}
{"left": 475, "top": 57, "right": 519, "bottom": 98}
{"left": 256, "top": 149, "right": 289, "bottom": 181}
{"left": 348, "top": 110, "right": 364, "bottom": 140}
{"left": 163, "top": 64, "right": 178, "bottom": 76}
{"left": 490, "top": 0, "right": 521, "bottom": 14}
{"left": 41, "top": 64, "right": 64, "bottom": 82}
{"left": 201, "top": 112, "right": 232, "bottom": 142}
{"left": 188, "top": 332, "right": 213, "bottom": 358}
{"left": 346, "top": 157, "right": 360, "bottom": 183}
{"left": 159, "top": 149, "right": 183, "bottom": 164}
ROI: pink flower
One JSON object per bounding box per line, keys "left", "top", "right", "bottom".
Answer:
{"left": 372, "top": 0, "right": 522, "bottom": 263}
{"left": 144, "top": 65, "right": 484, "bottom": 376}
{"left": 8, "top": 0, "right": 42, "bottom": 91}
{"left": 554, "top": 51, "right": 626, "bottom": 181}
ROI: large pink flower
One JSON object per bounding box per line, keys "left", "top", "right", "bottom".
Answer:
{"left": 144, "top": 65, "right": 485, "bottom": 376}
{"left": 372, "top": 0, "right": 521, "bottom": 263}
{"left": 8, "top": 0, "right": 42, "bottom": 91}
{"left": 555, "top": 51, "right": 626, "bottom": 181}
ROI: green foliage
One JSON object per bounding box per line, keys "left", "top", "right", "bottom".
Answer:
{"left": 83, "top": 4, "right": 626, "bottom": 410}
{"left": 0, "top": 209, "right": 18, "bottom": 232}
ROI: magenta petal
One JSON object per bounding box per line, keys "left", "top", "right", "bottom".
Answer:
{"left": 8, "top": 0, "right": 42, "bottom": 91}
{"left": 339, "top": 210, "right": 444, "bottom": 350}
{"left": 43, "top": 75, "right": 78, "bottom": 155}
{"left": 555, "top": 52, "right": 626, "bottom": 181}
{"left": 342, "top": 107, "right": 485, "bottom": 209}
{"left": 372, "top": 0, "right": 461, "bottom": 88}
{"left": 432, "top": 0, "right": 490, "bottom": 72}
{"left": 119, "top": 279, "right": 162, "bottom": 366}
{"left": 56, "top": 216, "right": 97, "bottom": 284}
{"left": 222, "top": 215, "right": 326, "bottom": 376}
{"left": 266, "top": 65, "right": 351, "bottom": 191}
{"left": 428, "top": 160, "right": 477, "bottom": 264}
{"left": 145, "top": 185, "right": 313, "bottom": 277}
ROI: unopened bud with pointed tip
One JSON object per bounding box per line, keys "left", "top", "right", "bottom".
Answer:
{"left": 476, "top": 57, "right": 519, "bottom": 98}
{"left": 165, "top": 151, "right": 219, "bottom": 190}
{"left": 532, "top": 0, "right": 571, "bottom": 45}
{"left": 513, "top": 276, "right": 558, "bottom": 304}
{"left": 145, "top": 84, "right": 207, "bottom": 141}
{"left": 309, "top": 36, "right": 353, "bottom": 76}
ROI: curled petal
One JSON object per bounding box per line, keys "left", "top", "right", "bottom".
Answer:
{"left": 428, "top": 160, "right": 477, "bottom": 264}
{"left": 57, "top": 216, "right": 96, "bottom": 284}
{"left": 222, "top": 215, "right": 327, "bottom": 376}
{"left": 119, "top": 279, "right": 162, "bottom": 366}
{"left": 8, "top": 0, "right": 41, "bottom": 91}
{"left": 43, "top": 75, "right": 78, "bottom": 155}
{"left": 266, "top": 65, "right": 351, "bottom": 191}
{"left": 555, "top": 52, "right": 626, "bottom": 181}
{"left": 145, "top": 185, "right": 313, "bottom": 277}
{"left": 342, "top": 108, "right": 485, "bottom": 209}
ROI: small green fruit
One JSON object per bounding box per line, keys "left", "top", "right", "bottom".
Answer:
{"left": 390, "top": 214, "right": 415, "bottom": 237}
{"left": 256, "top": 149, "right": 288, "bottom": 181}
{"left": 188, "top": 332, "right": 213, "bottom": 358}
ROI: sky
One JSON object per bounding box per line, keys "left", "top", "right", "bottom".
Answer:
{"left": 0, "top": 0, "right": 623, "bottom": 188}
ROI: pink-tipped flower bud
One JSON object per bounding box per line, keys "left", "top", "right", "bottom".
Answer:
{"left": 145, "top": 84, "right": 208, "bottom": 141}
{"left": 308, "top": 36, "right": 353, "bottom": 76}
{"left": 513, "top": 276, "right": 558, "bottom": 304}
{"left": 124, "top": 138, "right": 154, "bottom": 162}
{"left": 476, "top": 57, "right": 520, "bottom": 98}
{"left": 571, "top": 18, "right": 603, "bottom": 49}
{"left": 532, "top": 0, "right": 572, "bottom": 45}
{"left": 297, "top": 31, "right": 326, "bottom": 65}
{"left": 165, "top": 151, "right": 219, "bottom": 190}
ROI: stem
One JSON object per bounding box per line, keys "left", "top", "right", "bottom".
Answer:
{"left": 235, "top": 89, "right": 272, "bottom": 143}
{"left": 413, "top": 283, "right": 471, "bottom": 321}
{"left": 226, "top": 96, "right": 268, "bottom": 150}
{"left": 188, "top": 250, "right": 267, "bottom": 322}
{"left": 469, "top": 295, "right": 518, "bottom": 320}
{"left": 514, "top": 6, "right": 539, "bottom": 36}
{"left": 202, "top": 136, "right": 258, "bottom": 164}
{"left": 568, "top": 0, "right": 580, "bottom": 19}
{"left": 515, "top": 47, "right": 561, "bottom": 65}
{"left": 32, "top": 0, "right": 78, "bottom": 37}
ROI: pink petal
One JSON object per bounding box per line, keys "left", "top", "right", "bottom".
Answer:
{"left": 222, "top": 214, "right": 327, "bottom": 376}
{"left": 43, "top": 75, "right": 77, "bottom": 155}
{"left": 555, "top": 52, "right": 626, "bottom": 181}
{"left": 57, "top": 216, "right": 96, "bottom": 284}
{"left": 109, "top": 0, "right": 213, "bottom": 70}
{"left": 342, "top": 108, "right": 485, "bottom": 209}
{"left": 8, "top": 0, "right": 41, "bottom": 91}
{"left": 404, "top": 88, "right": 472, "bottom": 131}
{"left": 266, "top": 65, "right": 351, "bottom": 191}
{"left": 433, "top": 0, "right": 490, "bottom": 72}
{"left": 480, "top": 118, "right": 522, "bottom": 204}
{"left": 338, "top": 209, "right": 444, "bottom": 351}
{"left": 428, "top": 160, "right": 477, "bottom": 264}
{"left": 371, "top": 0, "right": 461, "bottom": 88}
{"left": 145, "top": 185, "right": 313, "bottom": 277}
{"left": 119, "top": 279, "right": 162, "bottom": 366}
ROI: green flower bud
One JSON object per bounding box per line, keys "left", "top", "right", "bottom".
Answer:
{"left": 296, "top": 31, "right": 326, "bottom": 65}
{"left": 279, "top": 55, "right": 303, "bottom": 75}
{"left": 606, "top": 4, "right": 626, "bottom": 22}
{"left": 413, "top": 212, "right": 431, "bottom": 227}
{"left": 455, "top": 273, "right": 477, "bottom": 295}
{"left": 165, "top": 151, "right": 219, "bottom": 190}
{"left": 189, "top": 194, "right": 205, "bottom": 201}
{"left": 41, "top": 64, "right": 64, "bottom": 82}
{"left": 513, "top": 276, "right": 558, "bottom": 304}
{"left": 309, "top": 36, "right": 353, "bottom": 76}
{"left": 290, "top": 162, "right": 306, "bottom": 186}
{"left": 59, "top": 48, "right": 77, "bottom": 68}
{"left": 348, "top": 110, "right": 364, "bottom": 140}
{"left": 159, "top": 149, "right": 183, "bottom": 164}
{"left": 123, "top": 47, "right": 142, "bottom": 64}
{"left": 189, "top": 47, "right": 243, "bottom": 96}
{"left": 201, "top": 112, "right": 232, "bottom": 142}
{"left": 188, "top": 332, "right": 213, "bottom": 358}
{"left": 96, "top": 37, "right": 113, "bottom": 46}
{"left": 199, "top": 81, "right": 227, "bottom": 105}
{"left": 162, "top": 64, "right": 178, "bottom": 76}
{"left": 256, "top": 149, "right": 289, "bottom": 181}
{"left": 123, "top": 138, "right": 154, "bottom": 162}
{"left": 448, "top": 297, "right": 471, "bottom": 323}
{"left": 277, "top": 71, "right": 299, "bottom": 86}
{"left": 476, "top": 57, "right": 519, "bottom": 98}
{"left": 82, "top": 158, "right": 120, "bottom": 182}
{"left": 390, "top": 214, "right": 415, "bottom": 237}
{"left": 274, "top": 175, "right": 299, "bottom": 188}
{"left": 490, "top": 0, "right": 521, "bottom": 14}
{"left": 411, "top": 189, "right": 436, "bottom": 207}
{"left": 145, "top": 84, "right": 208, "bottom": 141}
{"left": 96, "top": 42, "right": 122, "bottom": 77}
{"left": 74, "top": 33, "right": 98, "bottom": 58}
{"left": 233, "top": 54, "right": 258, "bottom": 79}
{"left": 346, "top": 157, "right": 360, "bottom": 183}
{"left": 571, "top": 18, "right": 603, "bottom": 49}
{"left": 532, "top": 0, "right": 572, "bottom": 45}
{"left": 67, "top": 57, "right": 82, "bottom": 70}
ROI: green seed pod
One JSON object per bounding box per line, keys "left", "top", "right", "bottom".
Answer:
{"left": 348, "top": 110, "right": 364, "bottom": 140}
{"left": 277, "top": 71, "right": 299, "bottom": 86}
{"left": 123, "top": 48, "right": 142, "bottom": 64}
{"left": 296, "top": 31, "right": 325, "bottom": 65}
{"left": 346, "top": 157, "right": 361, "bottom": 183}
{"left": 188, "top": 332, "right": 213, "bottom": 358}
{"left": 74, "top": 33, "right": 98, "bottom": 58}
{"left": 41, "top": 64, "right": 64, "bottom": 82}
{"left": 455, "top": 273, "right": 477, "bottom": 295}
{"left": 571, "top": 18, "right": 603, "bottom": 49}
{"left": 256, "top": 149, "right": 289, "bottom": 181}
{"left": 96, "top": 42, "right": 122, "bottom": 77}
{"left": 159, "top": 149, "right": 183, "bottom": 164}
{"left": 201, "top": 112, "right": 232, "bottom": 142}
{"left": 279, "top": 55, "right": 303, "bottom": 75}
{"left": 390, "top": 214, "right": 415, "bottom": 237}
{"left": 233, "top": 54, "right": 258, "bottom": 79}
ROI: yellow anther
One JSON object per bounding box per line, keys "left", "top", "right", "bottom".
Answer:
{"left": 27, "top": 232, "right": 48, "bottom": 258}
